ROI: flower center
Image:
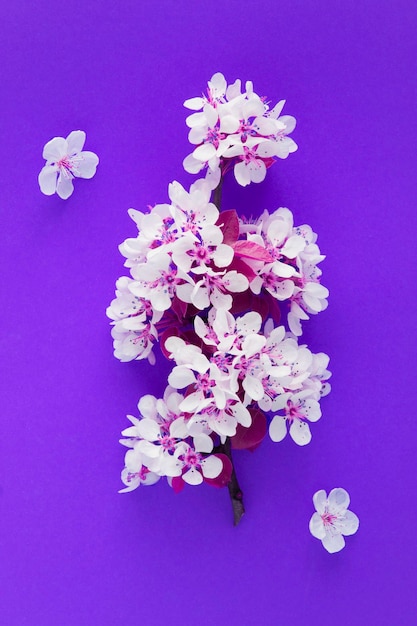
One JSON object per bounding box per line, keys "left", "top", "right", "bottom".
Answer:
{"left": 321, "top": 512, "right": 337, "bottom": 527}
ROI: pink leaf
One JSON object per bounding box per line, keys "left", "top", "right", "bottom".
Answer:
{"left": 267, "top": 294, "right": 282, "bottom": 324}
{"left": 171, "top": 476, "right": 185, "bottom": 494}
{"left": 204, "top": 454, "right": 233, "bottom": 488}
{"left": 171, "top": 296, "right": 188, "bottom": 322}
{"left": 233, "top": 240, "right": 273, "bottom": 262}
{"left": 229, "top": 290, "right": 269, "bottom": 321}
{"left": 231, "top": 408, "right": 267, "bottom": 451}
{"left": 227, "top": 257, "right": 258, "bottom": 282}
{"left": 216, "top": 210, "right": 239, "bottom": 246}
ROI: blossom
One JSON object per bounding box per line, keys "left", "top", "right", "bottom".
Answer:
{"left": 309, "top": 488, "right": 359, "bottom": 553}
{"left": 269, "top": 389, "right": 322, "bottom": 446}
{"left": 38, "top": 130, "right": 99, "bottom": 199}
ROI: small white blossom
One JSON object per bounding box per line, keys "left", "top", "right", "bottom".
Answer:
{"left": 309, "top": 489, "right": 359, "bottom": 553}
{"left": 38, "top": 130, "right": 99, "bottom": 199}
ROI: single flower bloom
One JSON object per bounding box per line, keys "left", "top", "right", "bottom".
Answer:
{"left": 38, "top": 130, "right": 99, "bottom": 199}
{"left": 309, "top": 488, "right": 359, "bottom": 553}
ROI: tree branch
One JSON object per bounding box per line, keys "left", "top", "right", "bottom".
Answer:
{"left": 223, "top": 438, "right": 245, "bottom": 526}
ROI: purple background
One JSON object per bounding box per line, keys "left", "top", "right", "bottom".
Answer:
{"left": 1, "top": 1, "right": 416, "bottom": 624}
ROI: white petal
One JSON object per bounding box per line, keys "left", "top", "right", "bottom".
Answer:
{"left": 186, "top": 111, "right": 208, "bottom": 129}
{"left": 194, "top": 433, "right": 213, "bottom": 454}
{"left": 77, "top": 151, "right": 99, "bottom": 178}
{"left": 242, "top": 334, "right": 266, "bottom": 358}
{"left": 183, "top": 153, "right": 204, "bottom": 174}
{"left": 322, "top": 533, "right": 345, "bottom": 553}
{"left": 56, "top": 175, "right": 74, "bottom": 200}
{"left": 234, "top": 161, "right": 250, "bottom": 187}
{"left": 180, "top": 391, "right": 202, "bottom": 413}
{"left": 341, "top": 510, "right": 360, "bottom": 536}
{"left": 138, "top": 395, "right": 158, "bottom": 419}
{"left": 231, "top": 403, "right": 251, "bottom": 427}
{"left": 169, "top": 417, "right": 188, "bottom": 439}
{"left": 270, "top": 392, "right": 291, "bottom": 411}
{"left": 271, "top": 279, "right": 294, "bottom": 301}
{"left": 309, "top": 512, "right": 326, "bottom": 539}
{"left": 280, "top": 115, "right": 296, "bottom": 134}
{"left": 328, "top": 488, "right": 350, "bottom": 514}
{"left": 193, "top": 143, "right": 217, "bottom": 162}
{"left": 281, "top": 235, "right": 306, "bottom": 259}
{"left": 38, "top": 165, "right": 58, "bottom": 195}
{"left": 43, "top": 136, "right": 67, "bottom": 161}
{"left": 224, "top": 271, "right": 249, "bottom": 293}
{"left": 183, "top": 467, "right": 203, "bottom": 485}
{"left": 289, "top": 420, "right": 312, "bottom": 445}
{"left": 184, "top": 97, "right": 205, "bottom": 110}
{"left": 213, "top": 244, "right": 234, "bottom": 268}
{"left": 312, "top": 489, "right": 327, "bottom": 515}
{"left": 209, "top": 72, "right": 226, "bottom": 95}
{"left": 303, "top": 399, "right": 322, "bottom": 422}
{"left": 137, "top": 418, "right": 160, "bottom": 441}
{"left": 288, "top": 312, "right": 302, "bottom": 336}
{"left": 150, "top": 289, "right": 171, "bottom": 312}
{"left": 66, "top": 130, "right": 86, "bottom": 154}
{"left": 269, "top": 415, "right": 287, "bottom": 442}
{"left": 220, "top": 115, "right": 240, "bottom": 134}
{"left": 201, "top": 455, "right": 222, "bottom": 478}
{"left": 248, "top": 159, "right": 266, "bottom": 183}
{"left": 168, "top": 366, "right": 196, "bottom": 389}
{"left": 243, "top": 375, "right": 264, "bottom": 401}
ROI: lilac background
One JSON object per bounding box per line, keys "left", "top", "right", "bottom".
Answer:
{"left": 1, "top": 1, "right": 416, "bottom": 624}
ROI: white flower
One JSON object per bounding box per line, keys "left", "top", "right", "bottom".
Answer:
{"left": 309, "top": 488, "right": 359, "bottom": 553}
{"left": 172, "top": 441, "right": 223, "bottom": 485}
{"left": 38, "top": 130, "right": 99, "bottom": 199}
{"left": 269, "top": 390, "right": 321, "bottom": 445}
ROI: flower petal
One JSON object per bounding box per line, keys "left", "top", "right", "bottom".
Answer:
{"left": 43, "top": 137, "right": 67, "bottom": 162}
{"left": 201, "top": 454, "right": 222, "bottom": 479}
{"left": 322, "top": 532, "right": 345, "bottom": 553}
{"left": 289, "top": 420, "right": 312, "bottom": 445}
{"left": 312, "top": 489, "right": 327, "bottom": 515}
{"left": 328, "top": 488, "right": 350, "bottom": 514}
{"left": 168, "top": 366, "right": 196, "bottom": 389}
{"left": 56, "top": 175, "right": 74, "bottom": 200}
{"left": 309, "top": 512, "right": 326, "bottom": 539}
{"left": 77, "top": 151, "right": 99, "bottom": 178}
{"left": 183, "top": 467, "right": 203, "bottom": 485}
{"left": 193, "top": 143, "right": 217, "bottom": 162}
{"left": 341, "top": 510, "right": 360, "bottom": 536}
{"left": 66, "top": 130, "right": 86, "bottom": 154}
{"left": 38, "top": 165, "right": 58, "bottom": 195}
{"left": 269, "top": 415, "right": 287, "bottom": 442}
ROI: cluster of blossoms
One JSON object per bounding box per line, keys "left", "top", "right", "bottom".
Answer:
{"left": 183, "top": 72, "right": 297, "bottom": 187}
{"left": 108, "top": 73, "right": 333, "bottom": 526}
{"left": 119, "top": 308, "right": 330, "bottom": 495}
{"left": 107, "top": 186, "right": 328, "bottom": 364}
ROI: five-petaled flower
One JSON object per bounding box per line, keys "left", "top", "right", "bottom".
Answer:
{"left": 38, "top": 130, "right": 99, "bottom": 199}
{"left": 309, "top": 488, "right": 359, "bottom": 553}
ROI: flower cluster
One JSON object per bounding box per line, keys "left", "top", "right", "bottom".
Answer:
{"left": 107, "top": 194, "right": 328, "bottom": 364}
{"left": 119, "top": 387, "right": 228, "bottom": 492}
{"left": 183, "top": 72, "right": 297, "bottom": 186}
{"left": 118, "top": 306, "right": 330, "bottom": 491}
{"left": 108, "top": 73, "right": 331, "bottom": 524}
